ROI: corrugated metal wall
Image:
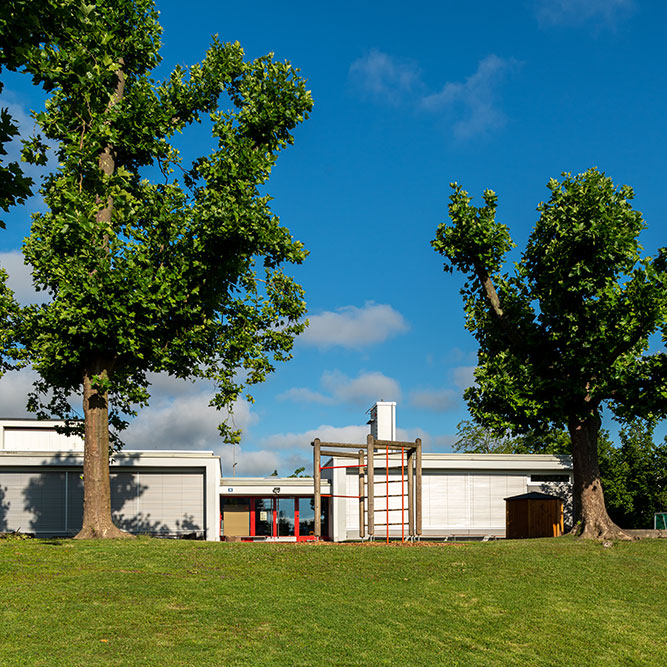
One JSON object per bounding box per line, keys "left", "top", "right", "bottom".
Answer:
{"left": 0, "top": 469, "right": 205, "bottom": 536}
{"left": 344, "top": 468, "right": 527, "bottom": 536}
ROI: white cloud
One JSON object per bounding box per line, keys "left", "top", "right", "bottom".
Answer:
{"left": 300, "top": 302, "right": 409, "bottom": 349}
{"left": 409, "top": 388, "right": 459, "bottom": 413}
{"left": 262, "top": 424, "right": 371, "bottom": 451}
{"left": 451, "top": 365, "right": 477, "bottom": 390}
{"left": 276, "top": 387, "right": 334, "bottom": 405}
{"left": 421, "top": 55, "right": 519, "bottom": 139}
{"left": 0, "top": 251, "right": 50, "bottom": 305}
{"left": 349, "top": 49, "right": 422, "bottom": 103}
{"left": 279, "top": 369, "right": 401, "bottom": 408}
{"left": 220, "top": 444, "right": 315, "bottom": 477}
{"left": 0, "top": 368, "right": 39, "bottom": 417}
{"left": 533, "top": 0, "right": 635, "bottom": 28}
{"left": 220, "top": 447, "right": 292, "bottom": 478}
{"left": 142, "top": 372, "right": 213, "bottom": 399}
{"left": 256, "top": 424, "right": 458, "bottom": 476}
{"left": 426, "top": 433, "right": 458, "bottom": 452}
{"left": 322, "top": 370, "right": 401, "bottom": 406}
{"left": 122, "top": 375, "right": 256, "bottom": 454}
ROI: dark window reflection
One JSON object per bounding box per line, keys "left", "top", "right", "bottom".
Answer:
{"left": 299, "top": 497, "right": 315, "bottom": 536}
{"left": 277, "top": 498, "right": 295, "bottom": 536}
{"left": 255, "top": 498, "right": 274, "bottom": 537}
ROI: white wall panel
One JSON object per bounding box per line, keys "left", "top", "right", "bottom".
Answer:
{"left": 119, "top": 472, "right": 205, "bottom": 534}
{"left": 3, "top": 428, "right": 83, "bottom": 451}
{"left": 443, "top": 474, "right": 468, "bottom": 529}
{"left": 0, "top": 469, "right": 205, "bottom": 536}
{"left": 0, "top": 471, "right": 66, "bottom": 533}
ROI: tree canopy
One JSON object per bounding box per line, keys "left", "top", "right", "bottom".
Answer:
{"left": 453, "top": 420, "right": 570, "bottom": 455}
{"left": 433, "top": 168, "right": 667, "bottom": 539}
{"left": 4, "top": 0, "right": 312, "bottom": 537}
{"left": 1, "top": 1, "right": 83, "bottom": 226}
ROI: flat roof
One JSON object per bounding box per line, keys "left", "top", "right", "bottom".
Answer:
{"left": 0, "top": 449, "right": 216, "bottom": 456}
{"left": 326, "top": 452, "right": 572, "bottom": 471}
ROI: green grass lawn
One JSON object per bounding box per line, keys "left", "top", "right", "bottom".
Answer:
{"left": 0, "top": 537, "right": 665, "bottom": 666}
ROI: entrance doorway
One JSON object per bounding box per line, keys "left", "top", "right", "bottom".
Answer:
{"left": 221, "top": 496, "right": 327, "bottom": 540}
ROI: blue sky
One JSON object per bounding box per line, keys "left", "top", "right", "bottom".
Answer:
{"left": 1, "top": 0, "right": 666, "bottom": 474}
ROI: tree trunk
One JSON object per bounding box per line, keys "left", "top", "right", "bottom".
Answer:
{"left": 74, "top": 63, "right": 132, "bottom": 539}
{"left": 74, "top": 357, "right": 132, "bottom": 539}
{"left": 568, "top": 414, "right": 633, "bottom": 540}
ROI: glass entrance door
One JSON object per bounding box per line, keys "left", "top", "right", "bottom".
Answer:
{"left": 276, "top": 498, "right": 295, "bottom": 537}
{"left": 297, "top": 497, "right": 315, "bottom": 540}
{"left": 244, "top": 496, "right": 325, "bottom": 540}
{"left": 254, "top": 498, "right": 274, "bottom": 537}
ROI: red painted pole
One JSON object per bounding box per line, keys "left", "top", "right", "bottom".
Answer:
{"left": 401, "top": 447, "right": 405, "bottom": 543}
{"left": 386, "top": 446, "right": 389, "bottom": 544}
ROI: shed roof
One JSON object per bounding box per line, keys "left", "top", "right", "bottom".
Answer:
{"left": 504, "top": 491, "right": 563, "bottom": 502}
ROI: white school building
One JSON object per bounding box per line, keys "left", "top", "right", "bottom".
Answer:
{"left": 0, "top": 404, "right": 572, "bottom": 541}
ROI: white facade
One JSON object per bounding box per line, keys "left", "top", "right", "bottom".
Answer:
{"left": 0, "top": 421, "right": 221, "bottom": 541}
{"left": 221, "top": 477, "right": 329, "bottom": 497}
{"left": 0, "top": 418, "right": 572, "bottom": 542}
{"left": 0, "top": 419, "right": 84, "bottom": 452}
{"left": 326, "top": 452, "right": 572, "bottom": 541}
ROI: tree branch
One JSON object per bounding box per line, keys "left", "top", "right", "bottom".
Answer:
{"left": 473, "top": 264, "right": 525, "bottom": 350}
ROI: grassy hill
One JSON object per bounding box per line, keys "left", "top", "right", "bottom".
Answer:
{"left": 0, "top": 537, "right": 665, "bottom": 665}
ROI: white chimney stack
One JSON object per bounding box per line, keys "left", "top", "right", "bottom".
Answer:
{"left": 367, "top": 401, "right": 396, "bottom": 441}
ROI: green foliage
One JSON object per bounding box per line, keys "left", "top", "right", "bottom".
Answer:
{"left": 0, "top": 103, "right": 33, "bottom": 228}
{"left": 433, "top": 169, "right": 667, "bottom": 434}
{"left": 599, "top": 419, "right": 667, "bottom": 528}
{"left": 453, "top": 420, "right": 570, "bottom": 454}
{"left": 433, "top": 185, "right": 514, "bottom": 275}
{"left": 11, "top": 0, "right": 312, "bottom": 444}
{"left": 287, "top": 466, "right": 310, "bottom": 478}
{"left": 0, "top": 1, "right": 86, "bottom": 227}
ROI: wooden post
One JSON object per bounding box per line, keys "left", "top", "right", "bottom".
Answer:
{"left": 407, "top": 447, "right": 414, "bottom": 538}
{"left": 415, "top": 438, "right": 422, "bottom": 537}
{"left": 313, "top": 438, "right": 321, "bottom": 539}
{"left": 367, "top": 434, "right": 374, "bottom": 539}
{"left": 358, "top": 449, "right": 365, "bottom": 539}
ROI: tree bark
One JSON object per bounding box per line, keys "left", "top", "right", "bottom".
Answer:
{"left": 474, "top": 265, "right": 524, "bottom": 349}
{"left": 74, "top": 63, "right": 132, "bottom": 539}
{"left": 568, "top": 414, "right": 633, "bottom": 540}
{"left": 74, "top": 356, "right": 132, "bottom": 539}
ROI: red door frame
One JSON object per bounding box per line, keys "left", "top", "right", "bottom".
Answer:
{"left": 238, "top": 496, "right": 320, "bottom": 541}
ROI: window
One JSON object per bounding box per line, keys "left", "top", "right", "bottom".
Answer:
{"left": 530, "top": 474, "right": 570, "bottom": 483}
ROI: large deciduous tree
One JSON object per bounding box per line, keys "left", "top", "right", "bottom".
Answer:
{"left": 14, "top": 0, "right": 312, "bottom": 538}
{"left": 433, "top": 168, "right": 667, "bottom": 539}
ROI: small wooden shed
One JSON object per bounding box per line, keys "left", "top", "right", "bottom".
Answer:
{"left": 505, "top": 491, "right": 564, "bottom": 539}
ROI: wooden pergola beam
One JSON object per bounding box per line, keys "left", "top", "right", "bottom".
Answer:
{"left": 313, "top": 440, "right": 417, "bottom": 451}
{"left": 320, "top": 450, "right": 361, "bottom": 459}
